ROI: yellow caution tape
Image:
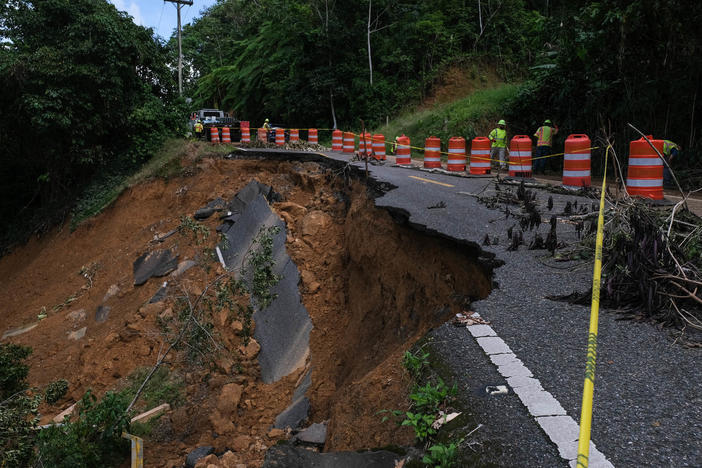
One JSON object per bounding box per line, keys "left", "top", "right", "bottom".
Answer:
{"left": 576, "top": 145, "right": 610, "bottom": 468}
{"left": 329, "top": 130, "right": 599, "bottom": 165}
{"left": 232, "top": 126, "right": 599, "bottom": 166}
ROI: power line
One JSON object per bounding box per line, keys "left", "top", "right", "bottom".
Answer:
{"left": 156, "top": 2, "right": 165, "bottom": 36}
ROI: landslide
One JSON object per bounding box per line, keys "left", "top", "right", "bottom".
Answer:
{"left": 0, "top": 146, "right": 492, "bottom": 467}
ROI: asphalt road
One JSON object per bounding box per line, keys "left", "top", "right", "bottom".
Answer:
{"left": 234, "top": 147, "right": 702, "bottom": 467}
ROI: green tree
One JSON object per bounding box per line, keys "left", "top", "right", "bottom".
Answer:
{"left": 0, "top": 0, "right": 183, "bottom": 247}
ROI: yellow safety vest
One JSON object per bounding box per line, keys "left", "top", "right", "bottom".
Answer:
{"left": 535, "top": 126, "right": 555, "bottom": 146}
{"left": 194, "top": 123, "right": 203, "bottom": 132}
{"left": 489, "top": 128, "right": 507, "bottom": 148}
{"left": 663, "top": 140, "right": 680, "bottom": 156}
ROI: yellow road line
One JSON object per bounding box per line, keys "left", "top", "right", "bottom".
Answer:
{"left": 408, "top": 175, "right": 455, "bottom": 187}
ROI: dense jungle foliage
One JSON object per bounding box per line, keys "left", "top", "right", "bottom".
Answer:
{"left": 180, "top": 0, "right": 700, "bottom": 168}
{"left": 0, "top": 0, "right": 700, "bottom": 248}
{"left": 0, "top": 0, "right": 184, "bottom": 247}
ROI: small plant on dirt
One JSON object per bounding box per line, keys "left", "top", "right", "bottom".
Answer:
{"left": 38, "top": 390, "right": 130, "bottom": 468}
{"left": 409, "top": 379, "right": 457, "bottom": 414}
{"left": 173, "top": 296, "right": 217, "bottom": 364}
{"left": 45, "top": 379, "right": 69, "bottom": 404}
{"left": 403, "top": 348, "right": 430, "bottom": 379}
{"left": 237, "top": 303, "right": 255, "bottom": 346}
{"left": 79, "top": 261, "right": 100, "bottom": 288}
{"left": 244, "top": 225, "right": 282, "bottom": 310}
{"left": 401, "top": 411, "right": 437, "bottom": 441}
{"left": 121, "top": 366, "right": 183, "bottom": 409}
{"left": 422, "top": 440, "right": 462, "bottom": 467}
{"left": 178, "top": 215, "right": 210, "bottom": 245}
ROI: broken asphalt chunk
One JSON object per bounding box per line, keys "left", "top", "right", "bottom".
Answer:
{"left": 293, "top": 422, "right": 327, "bottom": 446}
{"left": 133, "top": 249, "right": 179, "bottom": 286}
{"left": 95, "top": 305, "right": 111, "bottom": 323}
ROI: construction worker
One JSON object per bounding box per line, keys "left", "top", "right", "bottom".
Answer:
{"left": 488, "top": 119, "right": 508, "bottom": 169}
{"left": 662, "top": 140, "right": 681, "bottom": 188}
{"left": 391, "top": 135, "right": 399, "bottom": 155}
{"left": 533, "top": 119, "right": 559, "bottom": 174}
{"left": 262, "top": 118, "right": 271, "bottom": 130}
{"left": 194, "top": 120, "right": 203, "bottom": 140}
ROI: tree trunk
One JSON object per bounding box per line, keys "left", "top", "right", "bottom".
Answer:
{"left": 330, "top": 88, "right": 337, "bottom": 129}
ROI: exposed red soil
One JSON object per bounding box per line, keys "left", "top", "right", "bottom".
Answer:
{"left": 0, "top": 148, "right": 490, "bottom": 467}
{"left": 421, "top": 64, "right": 502, "bottom": 109}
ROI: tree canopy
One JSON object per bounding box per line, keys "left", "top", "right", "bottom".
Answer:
{"left": 0, "top": 0, "right": 182, "bottom": 242}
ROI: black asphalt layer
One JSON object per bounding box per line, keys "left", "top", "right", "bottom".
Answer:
{"left": 234, "top": 149, "right": 701, "bottom": 467}
{"left": 218, "top": 182, "right": 312, "bottom": 385}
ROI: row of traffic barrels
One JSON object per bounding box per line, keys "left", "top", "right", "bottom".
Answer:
{"left": 211, "top": 125, "right": 319, "bottom": 145}
{"left": 333, "top": 130, "right": 667, "bottom": 200}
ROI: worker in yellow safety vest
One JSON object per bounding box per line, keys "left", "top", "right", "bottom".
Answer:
{"left": 489, "top": 119, "right": 508, "bottom": 169}
{"left": 662, "top": 140, "right": 681, "bottom": 188}
{"left": 533, "top": 119, "right": 559, "bottom": 174}
{"left": 194, "top": 120, "right": 203, "bottom": 140}
{"left": 262, "top": 118, "right": 271, "bottom": 130}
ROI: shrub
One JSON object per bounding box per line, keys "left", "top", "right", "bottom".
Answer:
{"left": 0, "top": 343, "right": 38, "bottom": 467}
{"left": 45, "top": 379, "right": 69, "bottom": 405}
{"left": 0, "top": 343, "right": 32, "bottom": 399}
{"left": 37, "top": 390, "right": 130, "bottom": 468}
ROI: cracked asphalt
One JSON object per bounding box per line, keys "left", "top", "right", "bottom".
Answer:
{"left": 234, "top": 148, "right": 702, "bottom": 467}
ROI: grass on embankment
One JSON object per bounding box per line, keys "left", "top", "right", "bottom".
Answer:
{"left": 70, "top": 139, "right": 233, "bottom": 229}
{"left": 374, "top": 83, "right": 519, "bottom": 156}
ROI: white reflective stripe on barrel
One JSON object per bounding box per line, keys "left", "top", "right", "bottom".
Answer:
{"left": 448, "top": 148, "right": 465, "bottom": 153}
{"left": 424, "top": 158, "right": 441, "bottom": 161}
{"left": 511, "top": 150, "right": 531, "bottom": 157}
{"left": 398, "top": 145, "right": 409, "bottom": 150}
{"left": 471, "top": 150, "right": 490, "bottom": 155}
{"left": 629, "top": 157, "right": 663, "bottom": 166}
{"left": 471, "top": 162, "right": 491, "bottom": 167}
{"left": 627, "top": 178, "right": 662, "bottom": 187}
{"left": 512, "top": 165, "right": 532, "bottom": 171}
{"left": 565, "top": 153, "right": 591, "bottom": 160}
{"left": 563, "top": 170, "right": 591, "bottom": 177}
{"left": 425, "top": 147, "right": 440, "bottom": 152}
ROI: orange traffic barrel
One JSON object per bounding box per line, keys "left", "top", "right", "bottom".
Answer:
{"left": 308, "top": 129, "right": 318, "bottom": 144}
{"left": 290, "top": 129, "right": 299, "bottom": 141}
{"left": 359, "top": 132, "right": 372, "bottom": 156}
{"left": 424, "top": 136, "right": 441, "bottom": 168}
{"left": 332, "top": 130, "right": 343, "bottom": 151}
{"left": 563, "top": 134, "right": 591, "bottom": 188}
{"left": 509, "top": 135, "right": 532, "bottom": 177}
{"left": 275, "top": 129, "right": 285, "bottom": 146}
{"left": 258, "top": 128, "right": 267, "bottom": 141}
{"left": 210, "top": 127, "right": 220, "bottom": 144}
{"left": 343, "top": 131, "right": 355, "bottom": 153}
{"left": 447, "top": 137, "right": 466, "bottom": 172}
{"left": 372, "top": 134, "right": 386, "bottom": 160}
{"left": 221, "top": 127, "right": 231, "bottom": 143}
{"left": 626, "top": 136, "right": 664, "bottom": 200}
{"left": 241, "top": 121, "right": 250, "bottom": 143}
{"left": 396, "top": 135, "right": 411, "bottom": 165}
{"left": 470, "top": 137, "right": 491, "bottom": 174}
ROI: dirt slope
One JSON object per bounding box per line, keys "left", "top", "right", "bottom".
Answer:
{"left": 0, "top": 150, "right": 490, "bottom": 467}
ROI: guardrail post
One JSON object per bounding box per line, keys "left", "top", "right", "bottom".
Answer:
{"left": 122, "top": 432, "right": 144, "bottom": 468}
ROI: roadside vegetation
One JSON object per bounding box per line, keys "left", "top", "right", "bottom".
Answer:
{"left": 380, "top": 345, "right": 468, "bottom": 467}
{"left": 374, "top": 84, "right": 519, "bottom": 154}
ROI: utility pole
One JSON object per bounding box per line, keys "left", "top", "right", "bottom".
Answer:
{"left": 164, "top": 0, "right": 193, "bottom": 96}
